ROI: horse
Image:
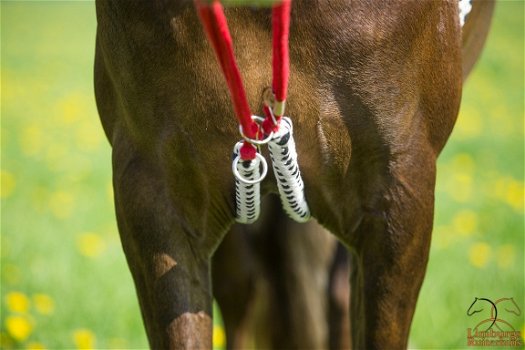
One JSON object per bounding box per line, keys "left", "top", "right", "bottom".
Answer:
{"left": 94, "top": 0, "right": 494, "bottom": 348}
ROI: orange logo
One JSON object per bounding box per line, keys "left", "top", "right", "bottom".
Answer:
{"left": 466, "top": 297, "right": 523, "bottom": 347}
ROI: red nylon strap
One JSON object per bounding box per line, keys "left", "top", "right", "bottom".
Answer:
{"left": 195, "top": 0, "right": 259, "bottom": 143}
{"left": 195, "top": 0, "right": 292, "bottom": 159}
{"left": 272, "top": 0, "right": 291, "bottom": 108}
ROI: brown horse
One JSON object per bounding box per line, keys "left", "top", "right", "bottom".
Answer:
{"left": 94, "top": 0, "right": 494, "bottom": 348}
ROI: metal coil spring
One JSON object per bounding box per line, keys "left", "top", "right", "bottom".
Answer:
{"left": 268, "top": 117, "right": 311, "bottom": 222}
{"left": 233, "top": 142, "right": 262, "bottom": 224}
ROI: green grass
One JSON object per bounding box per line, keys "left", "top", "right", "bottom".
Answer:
{"left": 1, "top": 1, "right": 523, "bottom": 349}
{"left": 1, "top": 2, "right": 149, "bottom": 349}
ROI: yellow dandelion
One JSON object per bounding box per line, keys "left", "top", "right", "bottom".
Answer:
{"left": 73, "top": 329, "right": 96, "bottom": 350}
{"left": 76, "top": 233, "right": 106, "bottom": 258}
{"left": 213, "top": 325, "right": 226, "bottom": 348}
{"left": 48, "top": 191, "right": 75, "bottom": 219}
{"left": 496, "top": 245, "right": 516, "bottom": 270}
{"left": 468, "top": 242, "right": 492, "bottom": 269}
{"left": 489, "top": 176, "right": 523, "bottom": 211}
{"left": 505, "top": 180, "right": 524, "bottom": 212}
{"left": 1, "top": 170, "right": 16, "bottom": 199}
{"left": 5, "top": 315, "right": 33, "bottom": 342}
{"left": 452, "top": 209, "right": 478, "bottom": 236}
{"left": 26, "top": 342, "right": 46, "bottom": 350}
{"left": 33, "top": 294, "right": 55, "bottom": 316}
{"left": 55, "top": 93, "right": 87, "bottom": 125}
{"left": 5, "top": 291, "right": 30, "bottom": 314}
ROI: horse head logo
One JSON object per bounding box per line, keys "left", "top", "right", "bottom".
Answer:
{"left": 467, "top": 297, "right": 522, "bottom": 332}
{"left": 500, "top": 297, "right": 522, "bottom": 317}
{"left": 467, "top": 297, "right": 497, "bottom": 331}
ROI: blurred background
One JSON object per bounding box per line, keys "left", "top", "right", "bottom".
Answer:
{"left": 1, "top": 1, "right": 523, "bottom": 349}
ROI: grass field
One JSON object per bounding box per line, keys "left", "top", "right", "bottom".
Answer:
{"left": 1, "top": 1, "right": 523, "bottom": 349}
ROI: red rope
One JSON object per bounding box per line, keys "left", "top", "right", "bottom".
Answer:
{"left": 272, "top": 0, "right": 291, "bottom": 107}
{"left": 195, "top": 1, "right": 258, "bottom": 140}
{"left": 195, "top": 0, "right": 291, "bottom": 160}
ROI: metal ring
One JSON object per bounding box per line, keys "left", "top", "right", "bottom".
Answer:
{"left": 239, "top": 115, "right": 274, "bottom": 145}
{"left": 262, "top": 87, "right": 275, "bottom": 108}
{"left": 232, "top": 153, "right": 268, "bottom": 185}
{"left": 262, "top": 89, "right": 279, "bottom": 125}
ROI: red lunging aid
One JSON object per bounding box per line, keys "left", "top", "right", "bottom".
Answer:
{"left": 195, "top": 0, "right": 259, "bottom": 159}
{"left": 272, "top": 0, "right": 291, "bottom": 109}
{"left": 195, "top": 0, "right": 292, "bottom": 159}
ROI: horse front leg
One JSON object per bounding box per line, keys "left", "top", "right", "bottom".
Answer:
{"left": 346, "top": 151, "right": 436, "bottom": 349}
{"left": 112, "top": 138, "right": 226, "bottom": 349}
